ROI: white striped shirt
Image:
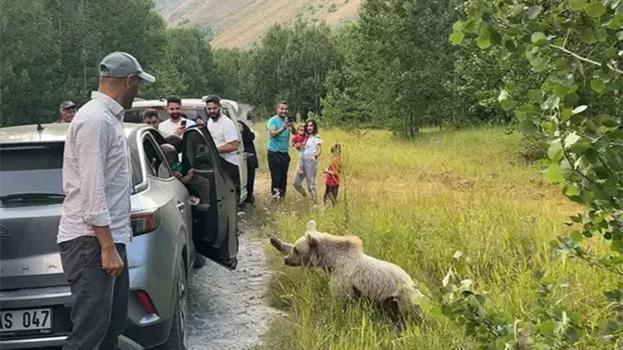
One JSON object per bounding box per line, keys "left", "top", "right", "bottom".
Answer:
{"left": 57, "top": 91, "right": 132, "bottom": 244}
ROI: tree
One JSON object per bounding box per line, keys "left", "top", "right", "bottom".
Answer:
{"left": 448, "top": 0, "right": 623, "bottom": 346}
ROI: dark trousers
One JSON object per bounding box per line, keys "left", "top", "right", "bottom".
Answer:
{"left": 220, "top": 158, "right": 240, "bottom": 202}
{"left": 267, "top": 151, "right": 290, "bottom": 198}
{"left": 58, "top": 236, "right": 129, "bottom": 350}
{"left": 246, "top": 166, "right": 256, "bottom": 200}
{"left": 324, "top": 184, "right": 339, "bottom": 204}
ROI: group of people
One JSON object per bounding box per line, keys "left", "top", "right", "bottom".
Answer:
{"left": 266, "top": 101, "right": 341, "bottom": 205}
{"left": 139, "top": 96, "right": 256, "bottom": 204}
{"left": 53, "top": 50, "right": 341, "bottom": 349}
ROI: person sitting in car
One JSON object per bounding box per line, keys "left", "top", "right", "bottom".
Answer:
{"left": 161, "top": 143, "right": 194, "bottom": 185}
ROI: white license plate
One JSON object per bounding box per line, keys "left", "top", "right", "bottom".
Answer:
{"left": 0, "top": 308, "right": 52, "bottom": 332}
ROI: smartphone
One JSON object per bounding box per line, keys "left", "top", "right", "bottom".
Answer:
{"left": 180, "top": 120, "right": 187, "bottom": 128}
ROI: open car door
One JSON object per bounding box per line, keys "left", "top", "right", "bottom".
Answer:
{"left": 182, "top": 127, "right": 238, "bottom": 269}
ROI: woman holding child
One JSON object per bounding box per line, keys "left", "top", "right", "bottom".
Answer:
{"left": 293, "top": 119, "right": 322, "bottom": 204}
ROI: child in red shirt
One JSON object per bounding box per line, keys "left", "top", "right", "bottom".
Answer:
{"left": 323, "top": 144, "right": 341, "bottom": 204}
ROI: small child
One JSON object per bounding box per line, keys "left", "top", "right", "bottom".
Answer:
{"left": 161, "top": 143, "right": 194, "bottom": 185}
{"left": 323, "top": 143, "right": 341, "bottom": 204}
{"left": 291, "top": 123, "right": 307, "bottom": 175}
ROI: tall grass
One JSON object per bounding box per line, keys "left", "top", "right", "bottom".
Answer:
{"left": 250, "top": 126, "right": 616, "bottom": 349}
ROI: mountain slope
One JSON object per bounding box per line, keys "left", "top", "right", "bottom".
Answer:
{"left": 155, "top": 0, "right": 360, "bottom": 48}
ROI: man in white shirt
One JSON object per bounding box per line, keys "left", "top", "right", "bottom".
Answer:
{"left": 204, "top": 95, "right": 241, "bottom": 200}
{"left": 158, "top": 97, "right": 195, "bottom": 136}
{"left": 58, "top": 52, "right": 155, "bottom": 349}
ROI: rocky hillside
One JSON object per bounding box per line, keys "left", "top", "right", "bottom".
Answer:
{"left": 154, "top": 0, "right": 360, "bottom": 48}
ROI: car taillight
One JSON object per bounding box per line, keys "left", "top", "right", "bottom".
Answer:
{"left": 130, "top": 209, "right": 161, "bottom": 236}
{"left": 135, "top": 290, "right": 156, "bottom": 315}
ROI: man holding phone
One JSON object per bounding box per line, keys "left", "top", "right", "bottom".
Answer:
{"left": 267, "top": 100, "right": 296, "bottom": 200}
{"left": 158, "top": 97, "right": 195, "bottom": 136}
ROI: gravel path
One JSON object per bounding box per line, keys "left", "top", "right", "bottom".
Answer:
{"left": 186, "top": 211, "right": 283, "bottom": 350}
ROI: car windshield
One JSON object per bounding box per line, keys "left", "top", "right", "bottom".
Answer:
{"left": 0, "top": 143, "right": 65, "bottom": 206}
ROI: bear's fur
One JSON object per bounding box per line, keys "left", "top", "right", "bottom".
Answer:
{"left": 270, "top": 220, "right": 424, "bottom": 323}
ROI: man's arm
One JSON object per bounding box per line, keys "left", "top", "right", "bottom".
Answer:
{"left": 218, "top": 140, "right": 239, "bottom": 153}
{"left": 76, "top": 118, "right": 124, "bottom": 277}
{"left": 268, "top": 118, "right": 294, "bottom": 137}
{"left": 219, "top": 119, "right": 241, "bottom": 153}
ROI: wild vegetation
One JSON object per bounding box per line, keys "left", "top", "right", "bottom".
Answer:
{"left": 254, "top": 126, "right": 617, "bottom": 349}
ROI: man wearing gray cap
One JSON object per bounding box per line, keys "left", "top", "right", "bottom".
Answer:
{"left": 58, "top": 51, "right": 155, "bottom": 350}
{"left": 57, "top": 100, "right": 77, "bottom": 123}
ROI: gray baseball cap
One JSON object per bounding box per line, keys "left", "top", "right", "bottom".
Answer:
{"left": 99, "top": 52, "right": 156, "bottom": 83}
{"left": 59, "top": 100, "right": 76, "bottom": 110}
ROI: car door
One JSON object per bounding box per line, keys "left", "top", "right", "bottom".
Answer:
{"left": 182, "top": 127, "right": 238, "bottom": 269}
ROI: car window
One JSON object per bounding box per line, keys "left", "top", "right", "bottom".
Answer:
{"left": 0, "top": 144, "right": 65, "bottom": 202}
{"left": 142, "top": 135, "right": 173, "bottom": 179}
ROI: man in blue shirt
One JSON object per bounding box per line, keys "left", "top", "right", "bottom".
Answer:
{"left": 267, "top": 100, "right": 295, "bottom": 199}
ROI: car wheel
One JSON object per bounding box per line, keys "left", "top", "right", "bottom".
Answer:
{"left": 158, "top": 260, "right": 188, "bottom": 350}
{"left": 193, "top": 252, "right": 206, "bottom": 268}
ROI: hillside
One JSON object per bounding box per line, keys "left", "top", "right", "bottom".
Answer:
{"left": 154, "top": 0, "right": 361, "bottom": 48}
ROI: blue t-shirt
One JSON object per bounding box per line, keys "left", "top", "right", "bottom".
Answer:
{"left": 266, "top": 115, "right": 290, "bottom": 152}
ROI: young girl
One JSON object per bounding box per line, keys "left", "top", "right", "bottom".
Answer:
{"left": 323, "top": 143, "right": 341, "bottom": 204}
{"left": 293, "top": 120, "right": 322, "bottom": 203}
{"left": 291, "top": 123, "right": 307, "bottom": 175}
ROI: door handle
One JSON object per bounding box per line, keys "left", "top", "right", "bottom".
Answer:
{"left": 177, "top": 201, "right": 186, "bottom": 212}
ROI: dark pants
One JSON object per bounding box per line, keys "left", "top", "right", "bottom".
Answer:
{"left": 246, "top": 166, "right": 256, "bottom": 201}
{"left": 58, "top": 236, "right": 129, "bottom": 350}
{"left": 220, "top": 158, "right": 240, "bottom": 202}
{"left": 324, "top": 184, "right": 339, "bottom": 204}
{"left": 267, "top": 151, "right": 290, "bottom": 198}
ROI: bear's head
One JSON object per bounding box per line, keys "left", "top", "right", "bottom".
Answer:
{"left": 284, "top": 220, "right": 320, "bottom": 267}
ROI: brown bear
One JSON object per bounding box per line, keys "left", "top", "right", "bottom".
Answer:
{"left": 270, "top": 220, "right": 424, "bottom": 323}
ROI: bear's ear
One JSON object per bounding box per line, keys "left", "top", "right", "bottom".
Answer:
{"left": 307, "top": 220, "right": 317, "bottom": 232}
{"left": 306, "top": 232, "right": 319, "bottom": 248}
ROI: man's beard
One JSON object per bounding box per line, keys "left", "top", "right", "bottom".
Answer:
{"left": 208, "top": 112, "right": 219, "bottom": 120}
{"left": 170, "top": 112, "right": 181, "bottom": 120}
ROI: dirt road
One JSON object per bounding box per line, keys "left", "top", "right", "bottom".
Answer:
{"left": 186, "top": 183, "right": 281, "bottom": 349}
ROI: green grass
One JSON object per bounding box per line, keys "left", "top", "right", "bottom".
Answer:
{"left": 250, "top": 126, "right": 616, "bottom": 349}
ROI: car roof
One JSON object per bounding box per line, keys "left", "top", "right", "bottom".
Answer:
{"left": 0, "top": 123, "right": 142, "bottom": 144}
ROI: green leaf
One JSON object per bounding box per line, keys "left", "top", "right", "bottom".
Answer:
{"left": 498, "top": 89, "right": 515, "bottom": 111}
{"left": 531, "top": 32, "right": 547, "bottom": 44}
{"left": 548, "top": 139, "right": 563, "bottom": 160}
{"left": 449, "top": 31, "right": 465, "bottom": 45}
{"left": 553, "top": 83, "right": 570, "bottom": 97}
{"left": 527, "top": 5, "right": 543, "bottom": 19}
{"left": 569, "top": 0, "right": 587, "bottom": 11}
{"left": 452, "top": 20, "right": 466, "bottom": 31}
{"left": 530, "top": 56, "right": 546, "bottom": 72}
{"left": 477, "top": 34, "right": 491, "bottom": 49}
{"left": 585, "top": 1, "right": 607, "bottom": 17}
{"left": 545, "top": 163, "right": 563, "bottom": 183}
{"left": 580, "top": 28, "right": 597, "bottom": 44}
{"left": 590, "top": 79, "right": 606, "bottom": 94}
{"left": 518, "top": 120, "right": 538, "bottom": 134}
{"left": 564, "top": 132, "right": 581, "bottom": 147}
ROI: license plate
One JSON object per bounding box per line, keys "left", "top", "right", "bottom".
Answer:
{"left": 0, "top": 308, "right": 52, "bottom": 332}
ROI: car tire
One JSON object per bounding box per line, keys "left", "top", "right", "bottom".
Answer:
{"left": 193, "top": 252, "right": 206, "bottom": 268}
{"left": 158, "top": 260, "right": 188, "bottom": 350}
